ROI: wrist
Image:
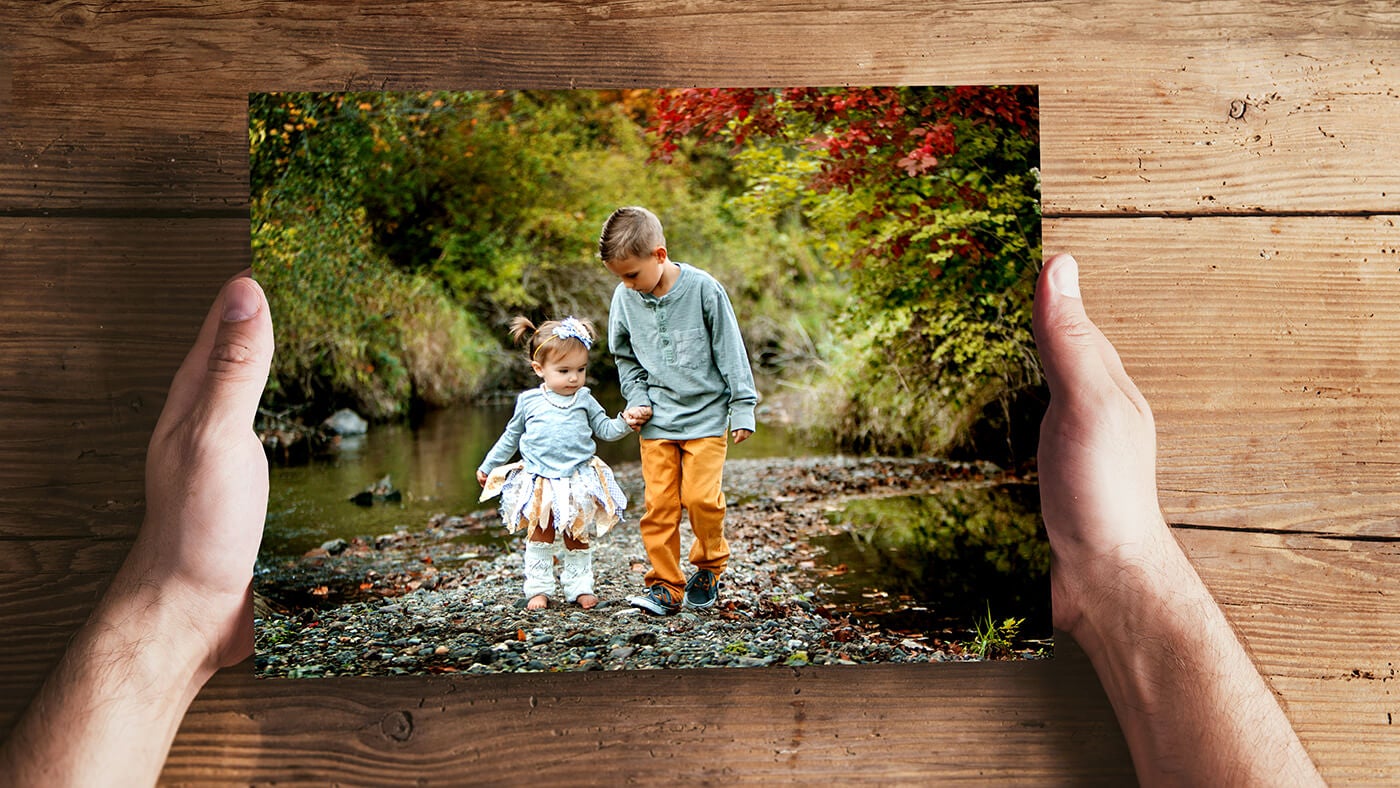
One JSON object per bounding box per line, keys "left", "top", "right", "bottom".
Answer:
{"left": 98, "top": 563, "right": 223, "bottom": 699}
{"left": 1051, "top": 512, "right": 1193, "bottom": 650}
{"left": 1056, "top": 519, "right": 1321, "bottom": 783}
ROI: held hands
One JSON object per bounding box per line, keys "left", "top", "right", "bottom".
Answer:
{"left": 617, "top": 406, "right": 749, "bottom": 443}
{"left": 622, "top": 405, "right": 653, "bottom": 431}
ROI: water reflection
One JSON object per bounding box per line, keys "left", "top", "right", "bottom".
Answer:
{"left": 813, "top": 482, "right": 1050, "bottom": 638}
{"left": 263, "top": 386, "right": 830, "bottom": 560}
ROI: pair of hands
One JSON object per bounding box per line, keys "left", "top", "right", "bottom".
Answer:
{"left": 20, "top": 257, "right": 1314, "bottom": 786}
{"left": 621, "top": 405, "right": 652, "bottom": 430}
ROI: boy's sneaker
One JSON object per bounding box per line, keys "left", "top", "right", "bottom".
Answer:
{"left": 684, "top": 569, "right": 720, "bottom": 610}
{"left": 628, "top": 584, "right": 680, "bottom": 616}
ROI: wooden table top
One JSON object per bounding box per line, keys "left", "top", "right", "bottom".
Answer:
{"left": 3, "top": 2, "right": 1397, "bottom": 783}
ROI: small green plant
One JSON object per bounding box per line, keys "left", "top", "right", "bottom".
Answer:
{"left": 723, "top": 640, "right": 751, "bottom": 656}
{"left": 784, "top": 650, "right": 810, "bottom": 667}
{"left": 965, "top": 603, "right": 1024, "bottom": 659}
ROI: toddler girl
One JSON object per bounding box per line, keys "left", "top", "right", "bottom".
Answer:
{"left": 477, "top": 316, "right": 639, "bottom": 610}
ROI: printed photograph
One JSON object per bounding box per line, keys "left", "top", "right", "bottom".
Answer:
{"left": 249, "top": 87, "right": 1046, "bottom": 678}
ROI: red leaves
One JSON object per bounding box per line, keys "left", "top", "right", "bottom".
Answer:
{"left": 649, "top": 88, "right": 778, "bottom": 162}
{"left": 896, "top": 148, "right": 939, "bottom": 177}
{"left": 647, "top": 85, "right": 1037, "bottom": 285}
{"left": 945, "top": 85, "right": 1039, "bottom": 136}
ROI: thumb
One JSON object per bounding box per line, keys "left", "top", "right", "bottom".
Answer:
{"left": 1033, "top": 253, "right": 1108, "bottom": 399}
{"left": 195, "top": 276, "right": 274, "bottom": 432}
{"left": 1034, "top": 253, "right": 1147, "bottom": 410}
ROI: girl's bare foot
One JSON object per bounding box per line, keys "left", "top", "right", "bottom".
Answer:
{"left": 575, "top": 594, "right": 598, "bottom": 610}
{"left": 527, "top": 594, "right": 549, "bottom": 610}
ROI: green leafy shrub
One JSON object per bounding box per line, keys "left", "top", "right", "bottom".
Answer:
{"left": 250, "top": 90, "right": 835, "bottom": 418}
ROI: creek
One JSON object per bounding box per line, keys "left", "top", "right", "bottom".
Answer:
{"left": 263, "top": 391, "right": 1048, "bottom": 643}
{"left": 263, "top": 387, "right": 831, "bottom": 560}
{"left": 814, "top": 483, "right": 1050, "bottom": 641}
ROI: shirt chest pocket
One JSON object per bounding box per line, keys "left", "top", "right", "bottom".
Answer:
{"left": 666, "top": 328, "right": 708, "bottom": 369}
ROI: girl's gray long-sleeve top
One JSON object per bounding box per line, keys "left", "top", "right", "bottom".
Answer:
{"left": 477, "top": 386, "right": 631, "bottom": 478}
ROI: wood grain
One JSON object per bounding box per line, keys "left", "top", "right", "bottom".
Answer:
{"left": 5, "top": 0, "right": 1400, "bottom": 784}
{"left": 1047, "top": 215, "right": 1400, "bottom": 534}
{"left": 161, "top": 650, "right": 1133, "bottom": 784}
{"left": 5, "top": 4, "right": 1400, "bottom": 214}
{"left": 0, "top": 219, "right": 245, "bottom": 543}
{"left": 1, "top": 526, "right": 1391, "bottom": 783}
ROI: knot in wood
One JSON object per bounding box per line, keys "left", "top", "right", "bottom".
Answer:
{"left": 380, "top": 710, "right": 414, "bottom": 742}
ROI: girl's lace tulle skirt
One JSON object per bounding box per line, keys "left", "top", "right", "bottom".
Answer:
{"left": 478, "top": 457, "right": 627, "bottom": 542}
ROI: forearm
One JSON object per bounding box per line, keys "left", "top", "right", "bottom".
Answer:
{"left": 1065, "top": 523, "right": 1321, "bottom": 786}
{"left": 616, "top": 360, "right": 651, "bottom": 409}
{"left": 479, "top": 409, "right": 525, "bottom": 473}
{"left": 2, "top": 568, "right": 212, "bottom": 786}
{"left": 596, "top": 415, "right": 633, "bottom": 441}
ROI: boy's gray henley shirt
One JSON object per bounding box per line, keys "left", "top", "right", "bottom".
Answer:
{"left": 609, "top": 262, "right": 758, "bottom": 440}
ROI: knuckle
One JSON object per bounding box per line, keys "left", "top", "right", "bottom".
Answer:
{"left": 206, "top": 339, "right": 259, "bottom": 381}
{"left": 1053, "top": 312, "right": 1097, "bottom": 344}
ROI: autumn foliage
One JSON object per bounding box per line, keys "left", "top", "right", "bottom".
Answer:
{"left": 250, "top": 87, "right": 1039, "bottom": 457}
{"left": 648, "top": 86, "right": 1042, "bottom": 455}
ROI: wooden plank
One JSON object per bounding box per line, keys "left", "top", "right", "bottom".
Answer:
{"left": 0, "top": 574, "right": 106, "bottom": 721}
{"left": 1046, "top": 215, "right": 1400, "bottom": 535}
{"left": 0, "top": 534, "right": 130, "bottom": 575}
{"left": 0, "top": 218, "right": 245, "bottom": 541}
{"left": 5, "top": 4, "right": 1400, "bottom": 213}
{"left": 0, "top": 526, "right": 1392, "bottom": 782}
{"left": 161, "top": 650, "right": 1134, "bottom": 784}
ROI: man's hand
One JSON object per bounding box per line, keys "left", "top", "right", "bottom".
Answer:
{"left": 1033, "top": 252, "right": 1166, "bottom": 637}
{"left": 0, "top": 273, "right": 274, "bottom": 786}
{"left": 133, "top": 273, "right": 275, "bottom": 672}
{"left": 1033, "top": 253, "right": 1321, "bottom": 786}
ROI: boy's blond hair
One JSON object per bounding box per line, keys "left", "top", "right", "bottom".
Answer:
{"left": 598, "top": 206, "right": 666, "bottom": 263}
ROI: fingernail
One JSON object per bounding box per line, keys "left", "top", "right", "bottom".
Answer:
{"left": 1050, "top": 254, "right": 1082, "bottom": 299}
{"left": 222, "top": 278, "right": 260, "bottom": 322}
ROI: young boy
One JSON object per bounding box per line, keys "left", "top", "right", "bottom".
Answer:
{"left": 599, "top": 206, "right": 758, "bottom": 615}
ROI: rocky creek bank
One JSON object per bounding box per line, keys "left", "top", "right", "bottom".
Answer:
{"left": 254, "top": 456, "right": 1048, "bottom": 678}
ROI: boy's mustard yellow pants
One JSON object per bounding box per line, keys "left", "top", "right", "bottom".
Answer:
{"left": 638, "top": 435, "right": 731, "bottom": 595}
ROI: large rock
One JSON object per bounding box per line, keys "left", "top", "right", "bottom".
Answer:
{"left": 323, "top": 408, "right": 368, "bottom": 436}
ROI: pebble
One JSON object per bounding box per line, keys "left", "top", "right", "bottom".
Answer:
{"left": 255, "top": 456, "right": 1046, "bottom": 678}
